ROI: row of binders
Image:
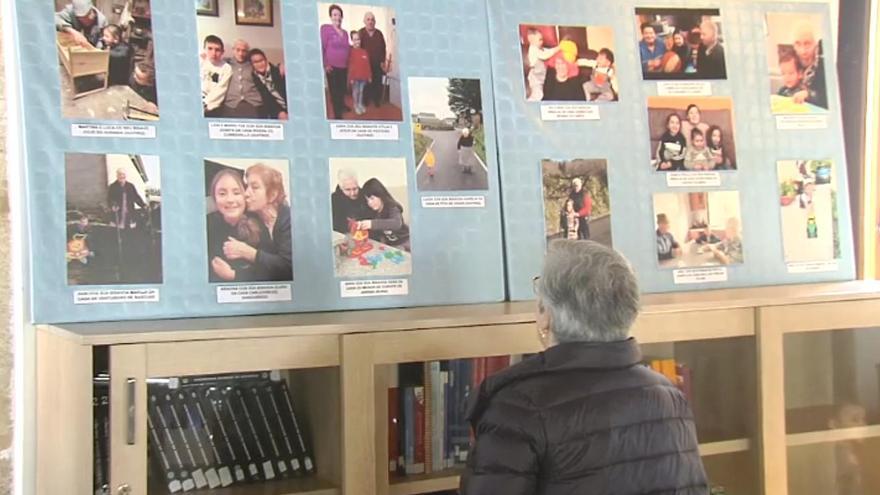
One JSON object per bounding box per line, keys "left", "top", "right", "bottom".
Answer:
{"left": 94, "top": 371, "right": 316, "bottom": 494}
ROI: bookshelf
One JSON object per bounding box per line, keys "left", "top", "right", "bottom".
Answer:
{"left": 32, "top": 281, "right": 880, "bottom": 495}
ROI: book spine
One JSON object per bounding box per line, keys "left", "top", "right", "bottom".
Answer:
{"left": 430, "top": 361, "right": 443, "bottom": 472}
{"left": 439, "top": 369, "right": 448, "bottom": 471}
{"left": 279, "top": 380, "right": 315, "bottom": 473}
{"left": 422, "top": 362, "right": 433, "bottom": 474}
{"left": 266, "top": 382, "right": 305, "bottom": 476}
{"left": 403, "top": 387, "right": 415, "bottom": 474}
{"left": 388, "top": 387, "right": 400, "bottom": 473}
{"left": 413, "top": 386, "right": 426, "bottom": 474}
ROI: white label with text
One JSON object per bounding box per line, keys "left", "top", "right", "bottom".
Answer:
{"left": 787, "top": 260, "right": 839, "bottom": 274}
{"left": 74, "top": 288, "right": 159, "bottom": 304}
{"left": 666, "top": 171, "right": 721, "bottom": 188}
{"left": 330, "top": 122, "right": 399, "bottom": 140}
{"left": 421, "top": 195, "right": 486, "bottom": 208}
{"left": 673, "top": 267, "right": 728, "bottom": 285}
{"left": 775, "top": 114, "right": 828, "bottom": 130}
{"left": 657, "top": 81, "right": 713, "bottom": 96}
{"left": 216, "top": 284, "right": 292, "bottom": 303}
{"left": 209, "top": 122, "right": 284, "bottom": 140}
{"left": 540, "top": 104, "right": 600, "bottom": 121}
{"left": 71, "top": 123, "right": 156, "bottom": 138}
{"left": 340, "top": 279, "right": 408, "bottom": 298}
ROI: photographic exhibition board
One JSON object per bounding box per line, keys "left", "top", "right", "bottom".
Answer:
{"left": 488, "top": 0, "right": 855, "bottom": 300}
{"left": 14, "top": 0, "right": 505, "bottom": 323}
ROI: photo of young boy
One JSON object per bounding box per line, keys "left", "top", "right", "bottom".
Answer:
{"left": 777, "top": 160, "right": 839, "bottom": 263}
{"left": 318, "top": 3, "right": 402, "bottom": 121}
{"left": 518, "top": 24, "right": 618, "bottom": 102}
{"left": 65, "top": 153, "right": 163, "bottom": 285}
{"left": 634, "top": 7, "right": 727, "bottom": 80}
{"left": 54, "top": 0, "right": 160, "bottom": 120}
{"left": 541, "top": 159, "right": 611, "bottom": 247}
{"left": 766, "top": 12, "right": 829, "bottom": 114}
{"left": 196, "top": 1, "right": 288, "bottom": 119}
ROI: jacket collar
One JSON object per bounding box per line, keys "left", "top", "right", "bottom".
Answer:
{"left": 467, "top": 338, "right": 642, "bottom": 425}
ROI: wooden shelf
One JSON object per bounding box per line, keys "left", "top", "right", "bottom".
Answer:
{"left": 698, "top": 438, "right": 752, "bottom": 456}
{"left": 787, "top": 424, "right": 880, "bottom": 447}
{"left": 185, "top": 476, "right": 338, "bottom": 495}
{"left": 389, "top": 469, "right": 464, "bottom": 495}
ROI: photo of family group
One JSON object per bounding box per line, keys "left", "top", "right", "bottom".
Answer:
{"left": 654, "top": 191, "right": 744, "bottom": 268}
{"left": 204, "top": 158, "right": 293, "bottom": 283}
{"left": 65, "top": 153, "right": 163, "bottom": 285}
{"left": 766, "top": 12, "right": 828, "bottom": 114}
{"left": 518, "top": 24, "right": 618, "bottom": 102}
{"left": 541, "top": 159, "right": 611, "bottom": 247}
{"left": 635, "top": 7, "right": 726, "bottom": 80}
{"left": 409, "top": 77, "right": 488, "bottom": 192}
{"left": 197, "top": 0, "right": 288, "bottom": 119}
{"left": 330, "top": 158, "right": 411, "bottom": 278}
{"left": 648, "top": 96, "right": 737, "bottom": 172}
{"left": 778, "top": 160, "right": 839, "bottom": 263}
{"left": 318, "top": 3, "right": 402, "bottom": 121}
{"left": 55, "top": 0, "right": 159, "bottom": 120}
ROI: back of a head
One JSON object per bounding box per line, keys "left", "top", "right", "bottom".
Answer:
{"left": 539, "top": 240, "right": 640, "bottom": 343}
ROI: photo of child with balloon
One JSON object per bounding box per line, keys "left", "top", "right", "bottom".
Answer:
{"left": 518, "top": 24, "right": 618, "bottom": 102}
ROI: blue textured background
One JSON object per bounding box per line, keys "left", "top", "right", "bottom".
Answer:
{"left": 18, "top": 0, "right": 505, "bottom": 323}
{"left": 487, "top": 0, "right": 854, "bottom": 301}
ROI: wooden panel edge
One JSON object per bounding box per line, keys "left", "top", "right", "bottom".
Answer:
{"left": 760, "top": 298, "right": 880, "bottom": 334}
{"left": 757, "top": 309, "right": 788, "bottom": 495}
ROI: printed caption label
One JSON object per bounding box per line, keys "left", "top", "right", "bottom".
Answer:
{"left": 666, "top": 171, "right": 721, "bottom": 188}
{"left": 330, "top": 122, "right": 399, "bottom": 140}
{"left": 673, "top": 267, "right": 728, "bottom": 285}
{"left": 209, "top": 122, "right": 284, "bottom": 140}
{"left": 340, "top": 279, "right": 409, "bottom": 298}
{"left": 787, "top": 260, "right": 839, "bottom": 274}
{"left": 657, "top": 81, "right": 713, "bottom": 97}
{"left": 540, "top": 104, "right": 600, "bottom": 121}
{"left": 74, "top": 288, "right": 159, "bottom": 304}
{"left": 421, "top": 195, "right": 486, "bottom": 208}
{"left": 216, "top": 284, "right": 292, "bottom": 303}
{"left": 71, "top": 123, "right": 156, "bottom": 138}
{"left": 775, "top": 114, "right": 828, "bottom": 130}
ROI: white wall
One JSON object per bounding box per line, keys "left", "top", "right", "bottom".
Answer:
{"left": 196, "top": 1, "right": 284, "bottom": 65}
{"left": 653, "top": 193, "right": 690, "bottom": 243}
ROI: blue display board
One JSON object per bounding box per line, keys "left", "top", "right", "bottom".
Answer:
{"left": 15, "top": 0, "right": 505, "bottom": 323}
{"left": 487, "top": 0, "right": 855, "bottom": 300}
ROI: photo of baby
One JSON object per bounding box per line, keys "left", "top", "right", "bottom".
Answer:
{"left": 54, "top": 0, "right": 159, "bottom": 120}
{"left": 518, "top": 24, "right": 618, "bottom": 102}
{"left": 647, "top": 96, "right": 737, "bottom": 172}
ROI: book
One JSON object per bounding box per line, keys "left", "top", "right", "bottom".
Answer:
{"left": 388, "top": 387, "right": 400, "bottom": 473}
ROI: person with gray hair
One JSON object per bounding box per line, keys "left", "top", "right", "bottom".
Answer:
{"left": 330, "top": 168, "right": 371, "bottom": 233}
{"left": 696, "top": 19, "right": 726, "bottom": 79}
{"left": 461, "top": 240, "right": 708, "bottom": 495}
{"left": 55, "top": 0, "right": 108, "bottom": 48}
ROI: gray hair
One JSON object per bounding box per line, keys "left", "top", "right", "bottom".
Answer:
{"left": 537, "top": 240, "right": 640, "bottom": 343}
{"left": 337, "top": 168, "right": 358, "bottom": 185}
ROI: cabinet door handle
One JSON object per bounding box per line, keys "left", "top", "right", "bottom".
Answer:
{"left": 117, "top": 483, "right": 131, "bottom": 495}
{"left": 126, "top": 378, "right": 136, "bottom": 445}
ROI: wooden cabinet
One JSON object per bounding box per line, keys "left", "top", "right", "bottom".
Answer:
{"left": 33, "top": 281, "right": 880, "bottom": 495}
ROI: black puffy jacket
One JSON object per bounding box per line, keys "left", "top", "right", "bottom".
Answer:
{"left": 460, "top": 338, "right": 708, "bottom": 495}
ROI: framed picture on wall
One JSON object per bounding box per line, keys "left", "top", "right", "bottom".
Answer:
{"left": 235, "top": 0, "right": 273, "bottom": 26}
{"left": 196, "top": 0, "right": 219, "bottom": 16}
